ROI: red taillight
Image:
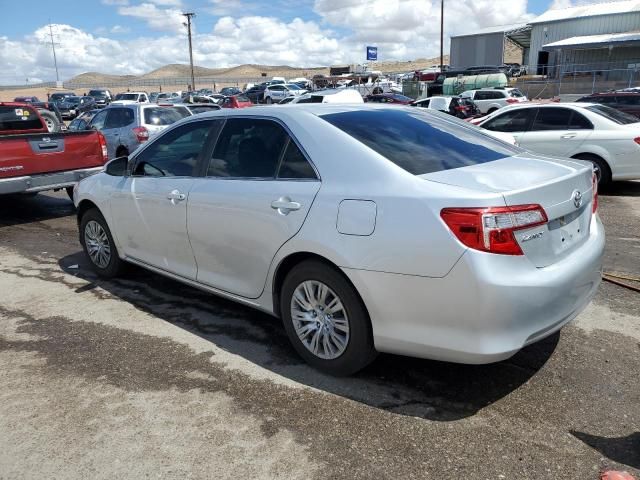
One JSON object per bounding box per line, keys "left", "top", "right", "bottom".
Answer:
{"left": 97, "top": 131, "right": 108, "bottom": 163}
{"left": 592, "top": 173, "right": 598, "bottom": 214}
{"left": 455, "top": 106, "right": 467, "bottom": 111}
{"left": 440, "top": 204, "right": 548, "bottom": 255}
{"left": 506, "top": 98, "right": 519, "bottom": 104}
{"left": 132, "top": 126, "right": 149, "bottom": 143}
{"left": 633, "top": 137, "right": 640, "bottom": 145}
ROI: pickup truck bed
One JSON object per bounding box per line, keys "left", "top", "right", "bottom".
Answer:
{"left": 0, "top": 103, "right": 107, "bottom": 196}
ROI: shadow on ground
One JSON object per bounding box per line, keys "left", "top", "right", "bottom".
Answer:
{"left": 52, "top": 250, "right": 559, "bottom": 422}
{"left": 0, "top": 193, "right": 74, "bottom": 228}
{"left": 571, "top": 431, "right": 640, "bottom": 470}
{"left": 602, "top": 180, "right": 640, "bottom": 198}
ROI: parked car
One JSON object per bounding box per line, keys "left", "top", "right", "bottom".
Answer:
{"left": 57, "top": 96, "right": 97, "bottom": 119}
{"left": 262, "top": 84, "right": 307, "bottom": 104}
{"left": 412, "top": 96, "right": 480, "bottom": 119}
{"left": 13, "top": 96, "right": 39, "bottom": 103}
{"left": 220, "top": 87, "right": 242, "bottom": 96}
{"left": 181, "top": 103, "right": 222, "bottom": 115}
{"left": 476, "top": 102, "right": 640, "bottom": 187}
{"left": 365, "top": 93, "right": 414, "bottom": 105}
{"left": 75, "top": 105, "right": 603, "bottom": 375}
{"left": 244, "top": 85, "right": 267, "bottom": 104}
{"left": 576, "top": 92, "right": 640, "bottom": 118}
{"left": 287, "top": 89, "right": 364, "bottom": 104}
{"left": 0, "top": 102, "right": 107, "bottom": 199}
{"left": 459, "top": 88, "right": 527, "bottom": 114}
{"left": 88, "top": 104, "right": 190, "bottom": 159}
{"left": 88, "top": 89, "right": 113, "bottom": 108}
{"left": 67, "top": 109, "right": 100, "bottom": 132}
{"left": 49, "top": 92, "right": 76, "bottom": 103}
{"left": 111, "top": 92, "right": 150, "bottom": 105}
{"left": 220, "top": 94, "right": 252, "bottom": 109}
{"left": 464, "top": 65, "right": 505, "bottom": 76}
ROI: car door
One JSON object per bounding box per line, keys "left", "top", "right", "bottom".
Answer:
{"left": 519, "top": 107, "right": 593, "bottom": 157}
{"left": 103, "top": 107, "right": 136, "bottom": 158}
{"left": 480, "top": 107, "right": 536, "bottom": 144}
{"left": 188, "top": 117, "right": 321, "bottom": 298}
{"left": 110, "top": 120, "right": 220, "bottom": 279}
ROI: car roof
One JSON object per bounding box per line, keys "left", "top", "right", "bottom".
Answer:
{"left": 586, "top": 91, "right": 640, "bottom": 96}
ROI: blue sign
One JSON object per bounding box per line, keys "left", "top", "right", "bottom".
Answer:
{"left": 366, "top": 46, "right": 377, "bottom": 61}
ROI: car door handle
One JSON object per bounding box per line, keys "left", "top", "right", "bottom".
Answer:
{"left": 271, "top": 197, "right": 301, "bottom": 215}
{"left": 561, "top": 133, "right": 577, "bottom": 139}
{"left": 167, "top": 189, "right": 186, "bottom": 203}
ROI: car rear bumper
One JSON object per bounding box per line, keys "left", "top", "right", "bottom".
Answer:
{"left": 342, "top": 214, "right": 605, "bottom": 364}
{"left": 0, "top": 167, "right": 104, "bottom": 195}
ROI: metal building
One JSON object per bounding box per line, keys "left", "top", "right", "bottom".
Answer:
{"left": 450, "top": 24, "right": 530, "bottom": 69}
{"left": 529, "top": 0, "right": 640, "bottom": 75}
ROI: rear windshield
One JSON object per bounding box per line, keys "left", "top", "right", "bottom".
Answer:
{"left": 321, "top": 109, "right": 518, "bottom": 175}
{"left": 586, "top": 104, "right": 638, "bottom": 125}
{"left": 0, "top": 106, "right": 42, "bottom": 131}
{"left": 144, "top": 107, "right": 190, "bottom": 125}
{"left": 509, "top": 88, "right": 524, "bottom": 98}
{"left": 189, "top": 105, "right": 219, "bottom": 114}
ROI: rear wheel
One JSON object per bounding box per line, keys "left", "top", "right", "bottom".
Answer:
{"left": 79, "top": 208, "right": 125, "bottom": 278}
{"left": 573, "top": 153, "right": 611, "bottom": 189}
{"left": 280, "top": 260, "right": 377, "bottom": 376}
{"left": 265, "top": 97, "right": 273, "bottom": 104}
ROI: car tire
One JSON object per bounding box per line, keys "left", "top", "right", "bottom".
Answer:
{"left": 265, "top": 97, "right": 272, "bottom": 104}
{"left": 280, "top": 260, "right": 377, "bottom": 376}
{"left": 573, "top": 153, "right": 612, "bottom": 189}
{"left": 39, "top": 110, "right": 61, "bottom": 133}
{"left": 79, "top": 208, "right": 125, "bottom": 278}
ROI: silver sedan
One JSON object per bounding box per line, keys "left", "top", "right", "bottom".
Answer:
{"left": 74, "top": 105, "right": 605, "bottom": 375}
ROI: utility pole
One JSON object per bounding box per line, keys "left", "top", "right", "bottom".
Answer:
{"left": 48, "top": 22, "right": 60, "bottom": 83}
{"left": 182, "top": 12, "right": 196, "bottom": 91}
{"left": 439, "top": 0, "right": 444, "bottom": 71}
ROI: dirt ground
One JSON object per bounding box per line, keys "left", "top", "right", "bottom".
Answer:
{"left": 0, "top": 184, "right": 639, "bottom": 479}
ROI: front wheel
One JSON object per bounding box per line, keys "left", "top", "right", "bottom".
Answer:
{"left": 79, "top": 208, "right": 125, "bottom": 278}
{"left": 280, "top": 260, "right": 377, "bottom": 376}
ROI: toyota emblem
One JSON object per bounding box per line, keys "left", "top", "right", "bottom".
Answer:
{"left": 572, "top": 190, "right": 582, "bottom": 209}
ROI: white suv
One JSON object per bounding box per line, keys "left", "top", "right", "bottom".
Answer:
{"left": 460, "top": 88, "right": 527, "bottom": 114}
{"left": 263, "top": 84, "right": 307, "bottom": 104}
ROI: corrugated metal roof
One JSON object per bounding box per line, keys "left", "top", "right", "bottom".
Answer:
{"left": 530, "top": 0, "right": 640, "bottom": 24}
{"left": 451, "top": 23, "right": 529, "bottom": 38}
{"left": 542, "top": 30, "right": 640, "bottom": 49}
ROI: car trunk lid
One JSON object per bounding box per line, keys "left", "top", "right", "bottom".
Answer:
{"left": 423, "top": 155, "right": 594, "bottom": 267}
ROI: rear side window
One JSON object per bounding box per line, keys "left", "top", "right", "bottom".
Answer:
{"left": 586, "top": 105, "right": 639, "bottom": 124}
{"left": 531, "top": 108, "right": 573, "bottom": 131}
{"left": 0, "top": 106, "right": 42, "bottom": 131}
{"left": 322, "top": 109, "right": 518, "bottom": 175}
{"left": 277, "top": 141, "right": 317, "bottom": 179}
{"left": 617, "top": 96, "right": 640, "bottom": 105}
{"left": 144, "top": 107, "right": 189, "bottom": 126}
{"left": 105, "top": 108, "right": 134, "bottom": 128}
{"left": 207, "top": 118, "right": 289, "bottom": 178}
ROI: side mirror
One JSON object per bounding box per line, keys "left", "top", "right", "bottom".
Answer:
{"left": 105, "top": 156, "right": 128, "bottom": 176}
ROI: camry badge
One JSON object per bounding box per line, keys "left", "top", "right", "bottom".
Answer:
{"left": 572, "top": 190, "right": 582, "bottom": 209}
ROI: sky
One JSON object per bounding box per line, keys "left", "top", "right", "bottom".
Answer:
{"left": 0, "top": 0, "right": 602, "bottom": 84}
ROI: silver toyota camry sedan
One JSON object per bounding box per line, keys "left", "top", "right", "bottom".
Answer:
{"left": 75, "top": 105, "right": 604, "bottom": 375}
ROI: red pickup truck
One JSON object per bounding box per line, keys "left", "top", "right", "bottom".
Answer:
{"left": 0, "top": 102, "right": 108, "bottom": 198}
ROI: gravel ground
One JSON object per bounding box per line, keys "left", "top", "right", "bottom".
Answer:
{"left": 0, "top": 183, "right": 638, "bottom": 480}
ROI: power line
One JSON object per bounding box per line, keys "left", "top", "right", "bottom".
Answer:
{"left": 182, "top": 12, "right": 196, "bottom": 91}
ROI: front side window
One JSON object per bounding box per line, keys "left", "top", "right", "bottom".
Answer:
{"left": 483, "top": 108, "right": 535, "bottom": 133}
{"left": 207, "top": 118, "right": 289, "bottom": 178}
{"left": 132, "top": 120, "right": 221, "bottom": 177}
{"left": 322, "top": 109, "right": 519, "bottom": 175}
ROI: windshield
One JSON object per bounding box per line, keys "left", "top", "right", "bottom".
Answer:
{"left": 143, "top": 107, "right": 189, "bottom": 125}
{"left": 89, "top": 90, "right": 106, "bottom": 96}
{"left": 65, "top": 96, "right": 81, "bottom": 103}
{"left": 321, "top": 109, "right": 519, "bottom": 175}
{"left": 586, "top": 104, "right": 639, "bottom": 125}
{"left": 286, "top": 84, "right": 302, "bottom": 90}
{"left": 119, "top": 93, "right": 139, "bottom": 101}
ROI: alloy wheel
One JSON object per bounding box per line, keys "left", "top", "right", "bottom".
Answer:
{"left": 84, "top": 220, "right": 111, "bottom": 268}
{"left": 290, "top": 280, "right": 350, "bottom": 360}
